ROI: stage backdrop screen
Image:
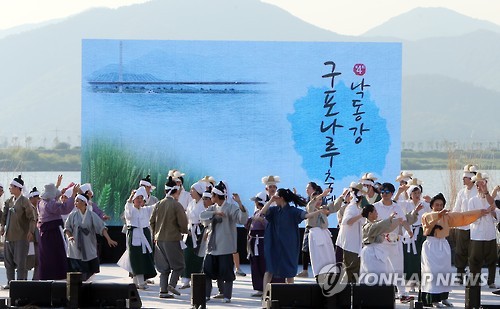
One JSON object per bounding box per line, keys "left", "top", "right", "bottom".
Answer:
{"left": 82, "top": 39, "right": 402, "bottom": 225}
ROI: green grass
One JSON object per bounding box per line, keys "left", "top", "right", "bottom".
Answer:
{"left": 81, "top": 139, "right": 202, "bottom": 225}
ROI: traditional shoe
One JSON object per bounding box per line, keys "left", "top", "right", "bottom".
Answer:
{"left": 1, "top": 285, "right": 9, "bottom": 290}
{"left": 489, "top": 283, "right": 500, "bottom": 289}
{"left": 167, "top": 285, "right": 181, "bottom": 296}
{"left": 432, "top": 302, "right": 445, "bottom": 308}
{"left": 137, "top": 283, "right": 149, "bottom": 290}
{"left": 493, "top": 289, "right": 500, "bottom": 295}
{"left": 179, "top": 283, "right": 190, "bottom": 289}
{"left": 441, "top": 299, "right": 454, "bottom": 307}
{"left": 146, "top": 279, "right": 154, "bottom": 284}
{"left": 159, "top": 292, "right": 174, "bottom": 298}
{"left": 235, "top": 269, "right": 247, "bottom": 276}
{"left": 251, "top": 291, "right": 263, "bottom": 297}
{"left": 400, "top": 295, "right": 414, "bottom": 304}
{"left": 213, "top": 293, "right": 224, "bottom": 299}
{"left": 222, "top": 298, "right": 231, "bottom": 303}
{"left": 296, "top": 270, "right": 309, "bottom": 278}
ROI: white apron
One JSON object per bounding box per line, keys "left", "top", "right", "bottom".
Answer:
{"left": 309, "top": 227, "right": 336, "bottom": 276}
{"left": 421, "top": 236, "right": 453, "bottom": 294}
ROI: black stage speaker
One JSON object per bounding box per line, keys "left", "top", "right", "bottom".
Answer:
{"left": 10, "top": 281, "right": 67, "bottom": 307}
{"left": 264, "top": 283, "right": 336, "bottom": 309}
{"left": 10, "top": 281, "right": 141, "bottom": 308}
{"left": 336, "top": 284, "right": 395, "bottom": 308}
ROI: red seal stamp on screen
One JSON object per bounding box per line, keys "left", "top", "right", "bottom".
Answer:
{"left": 353, "top": 63, "right": 366, "bottom": 76}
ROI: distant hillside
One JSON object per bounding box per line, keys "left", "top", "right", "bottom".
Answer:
{"left": 363, "top": 7, "right": 500, "bottom": 40}
{"left": 402, "top": 74, "right": 500, "bottom": 142}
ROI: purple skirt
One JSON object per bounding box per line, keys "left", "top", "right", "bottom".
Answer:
{"left": 38, "top": 219, "right": 68, "bottom": 280}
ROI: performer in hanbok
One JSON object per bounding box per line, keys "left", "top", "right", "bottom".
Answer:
{"left": 0, "top": 175, "right": 36, "bottom": 289}
{"left": 150, "top": 177, "right": 188, "bottom": 299}
{"left": 467, "top": 172, "right": 499, "bottom": 289}
{"left": 306, "top": 187, "right": 341, "bottom": 279}
{"left": 373, "top": 182, "right": 418, "bottom": 303}
{"left": 451, "top": 164, "right": 478, "bottom": 284}
{"left": 421, "top": 193, "right": 488, "bottom": 307}
{"left": 335, "top": 182, "right": 367, "bottom": 283}
{"left": 37, "top": 182, "right": 79, "bottom": 280}
{"left": 399, "top": 179, "right": 431, "bottom": 289}
{"left": 120, "top": 186, "right": 157, "bottom": 290}
{"left": 179, "top": 181, "right": 207, "bottom": 289}
{"left": 261, "top": 188, "right": 328, "bottom": 289}
{"left": 64, "top": 193, "right": 117, "bottom": 281}
{"left": 200, "top": 181, "right": 248, "bottom": 303}
{"left": 27, "top": 187, "right": 41, "bottom": 280}
{"left": 247, "top": 191, "right": 269, "bottom": 297}
{"left": 360, "top": 204, "right": 403, "bottom": 284}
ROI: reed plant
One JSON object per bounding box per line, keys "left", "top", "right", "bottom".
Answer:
{"left": 81, "top": 138, "right": 202, "bottom": 225}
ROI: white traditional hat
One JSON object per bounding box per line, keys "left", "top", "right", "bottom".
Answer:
{"left": 471, "top": 172, "right": 489, "bottom": 182}
{"left": 349, "top": 182, "right": 368, "bottom": 194}
{"left": 199, "top": 176, "right": 216, "bottom": 186}
{"left": 0, "top": 182, "right": 3, "bottom": 189}
{"left": 396, "top": 171, "right": 413, "bottom": 183}
{"left": 360, "top": 173, "right": 377, "bottom": 185}
{"left": 64, "top": 186, "right": 74, "bottom": 198}
{"left": 262, "top": 175, "right": 280, "bottom": 186}
{"left": 462, "top": 164, "right": 478, "bottom": 178}
{"left": 168, "top": 169, "right": 185, "bottom": 181}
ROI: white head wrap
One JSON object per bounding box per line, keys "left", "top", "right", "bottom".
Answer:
{"left": 10, "top": 179, "right": 24, "bottom": 189}
{"left": 191, "top": 181, "right": 207, "bottom": 195}
{"left": 64, "top": 186, "right": 74, "bottom": 198}
{"left": 29, "top": 189, "right": 40, "bottom": 198}
{"left": 80, "top": 183, "right": 93, "bottom": 195}
{"left": 133, "top": 186, "right": 148, "bottom": 201}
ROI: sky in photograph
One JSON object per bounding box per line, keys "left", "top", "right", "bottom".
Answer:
{"left": 1, "top": 0, "right": 499, "bottom": 35}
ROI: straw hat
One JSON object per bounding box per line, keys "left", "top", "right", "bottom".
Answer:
{"left": 262, "top": 175, "right": 280, "bottom": 186}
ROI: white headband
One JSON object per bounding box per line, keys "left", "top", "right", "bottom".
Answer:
{"left": 165, "top": 185, "right": 180, "bottom": 191}
{"left": 10, "top": 180, "right": 24, "bottom": 189}
{"left": 76, "top": 194, "right": 88, "bottom": 205}
{"left": 139, "top": 180, "right": 152, "bottom": 187}
{"left": 212, "top": 187, "right": 225, "bottom": 196}
{"left": 202, "top": 191, "right": 212, "bottom": 198}
{"left": 29, "top": 191, "right": 40, "bottom": 198}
